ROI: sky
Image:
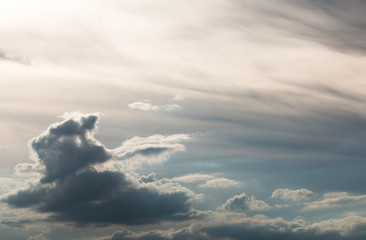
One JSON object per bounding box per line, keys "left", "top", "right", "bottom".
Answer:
{"left": 1, "top": 0, "right": 366, "bottom": 239}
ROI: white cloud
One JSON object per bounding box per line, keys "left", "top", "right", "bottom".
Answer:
{"left": 128, "top": 101, "right": 181, "bottom": 112}
{"left": 296, "top": 215, "right": 366, "bottom": 236}
{"left": 108, "top": 133, "right": 189, "bottom": 170}
{"left": 198, "top": 177, "right": 238, "bottom": 188}
{"left": 271, "top": 188, "right": 315, "bottom": 201}
{"left": 172, "top": 173, "right": 214, "bottom": 183}
{"left": 173, "top": 93, "right": 185, "bottom": 101}
{"left": 305, "top": 192, "right": 366, "bottom": 210}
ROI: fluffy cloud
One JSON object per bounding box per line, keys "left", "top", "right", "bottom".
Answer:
{"left": 272, "top": 188, "right": 315, "bottom": 201}
{"left": 128, "top": 101, "right": 181, "bottom": 112}
{"left": 305, "top": 192, "right": 366, "bottom": 210}
{"left": 2, "top": 113, "right": 196, "bottom": 226}
{"left": 219, "top": 193, "right": 270, "bottom": 212}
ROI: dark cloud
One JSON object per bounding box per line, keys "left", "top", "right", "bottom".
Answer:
{"left": 2, "top": 113, "right": 194, "bottom": 226}
{"left": 30, "top": 114, "right": 111, "bottom": 183}
{"left": 5, "top": 169, "right": 192, "bottom": 226}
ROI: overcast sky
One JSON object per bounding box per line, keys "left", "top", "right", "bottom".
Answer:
{"left": 1, "top": 1, "right": 366, "bottom": 239}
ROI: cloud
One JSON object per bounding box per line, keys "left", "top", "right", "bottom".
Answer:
{"left": 272, "top": 188, "right": 315, "bottom": 201}
{"left": 231, "top": 0, "right": 366, "bottom": 55}
{"left": 0, "top": 49, "right": 30, "bottom": 64}
{"left": 111, "top": 133, "right": 189, "bottom": 169}
{"left": 298, "top": 215, "right": 366, "bottom": 237}
{"left": 28, "top": 233, "right": 48, "bottom": 240}
{"left": 172, "top": 174, "right": 214, "bottom": 183}
{"left": 173, "top": 94, "right": 185, "bottom": 101}
{"left": 305, "top": 192, "right": 366, "bottom": 210}
{"left": 128, "top": 101, "right": 181, "bottom": 112}
{"left": 172, "top": 174, "right": 238, "bottom": 189}
{"left": 95, "top": 212, "right": 366, "bottom": 240}
{"left": 219, "top": 193, "right": 271, "bottom": 212}
{"left": 198, "top": 178, "right": 238, "bottom": 188}
{"left": 28, "top": 112, "right": 110, "bottom": 184}
{"left": 2, "top": 112, "right": 196, "bottom": 226}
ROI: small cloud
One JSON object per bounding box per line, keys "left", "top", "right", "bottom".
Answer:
{"left": 172, "top": 174, "right": 214, "bottom": 183}
{"left": 128, "top": 100, "right": 181, "bottom": 112}
{"left": 28, "top": 234, "right": 48, "bottom": 240}
{"left": 271, "top": 188, "right": 315, "bottom": 201}
{"left": 198, "top": 178, "right": 238, "bottom": 188}
{"left": 274, "top": 203, "right": 290, "bottom": 208}
{"left": 0, "top": 49, "right": 30, "bottom": 65}
{"left": 173, "top": 93, "right": 185, "bottom": 101}
{"left": 219, "top": 193, "right": 271, "bottom": 212}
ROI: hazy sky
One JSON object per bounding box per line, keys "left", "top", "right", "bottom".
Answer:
{"left": 1, "top": 1, "right": 366, "bottom": 239}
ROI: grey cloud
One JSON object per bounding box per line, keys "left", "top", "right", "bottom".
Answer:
{"left": 0, "top": 49, "right": 30, "bottom": 64}
{"left": 231, "top": 0, "right": 366, "bottom": 54}
{"left": 3, "top": 113, "right": 195, "bottom": 226}
{"left": 27, "top": 233, "right": 48, "bottom": 240}
{"left": 6, "top": 169, "right": 192, "bottom": 226}
{"left": 30, "top": 113, "right": 111, "bottom": 183}
{"left": 219, "top": 193, "right": 270, "bottom": 212}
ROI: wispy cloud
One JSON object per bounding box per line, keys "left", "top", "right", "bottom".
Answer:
{"left": 305, "top": 192, "right": 366, "bottom": 210}
{"left": 0, "top": 49, "right": 30, "bottom": 64}
{"left": 198, "top": 177, "right": 238, "bottom": 188}
{"left": 128, "top": 101, "right": 181, "bottom": 112}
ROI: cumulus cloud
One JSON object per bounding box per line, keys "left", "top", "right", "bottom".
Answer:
{"left": 305, "top": 192, "right": 366, "bottom": 210}
{"left": 272, "top": 188, "right": 315, "bottom": 201}
{"left": 128, "top": 101, "right": 181, "bottom": 112}
{"left": 28, "top": 112, "right": 110, "bottom": 184}
{"left": 219, "top": 193, "right": 271, "bottom": 212}
{"left": 2, "top": 112, "right": 196, "bottom": 226}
